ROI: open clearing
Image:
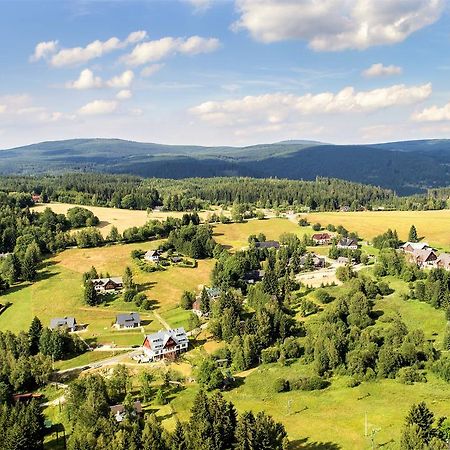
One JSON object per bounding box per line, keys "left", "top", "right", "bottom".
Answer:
{"left": 33, "top": 202, "right": 226, "bottom": 236}
{"left": 305, "top": 210, "right": 450, "bottom": 250}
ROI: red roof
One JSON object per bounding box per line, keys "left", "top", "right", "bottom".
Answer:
{"left": 312, "top": 233, "right": 331, "bottom": 240}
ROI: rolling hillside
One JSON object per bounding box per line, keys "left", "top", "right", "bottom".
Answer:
{"left": 1, "top": 138, "right": 450, "bottom": 194}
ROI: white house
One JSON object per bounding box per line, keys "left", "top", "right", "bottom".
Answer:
{"left": 144, "top": 250, "right": 160, "bottom": 263}
{"left": 142, "top": 328, "right": 188, "bottom": 361}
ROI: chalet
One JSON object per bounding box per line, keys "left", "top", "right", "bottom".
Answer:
{"left": 192, "top": 299, "right": 203, "bottom": 317}
{"left": 299, "top": 254, "right": 325, "bottom": 269}
{"left": 254, "top": 240, "right": 280, "bottom": 249}
{"left": 50, "top": 316, "right": 77, "bottom": 332}
{"left": 142, "top": 328, "right": 188, "bottom": 361}
{"left": 409, "top": 248, "right": 438, "bottom": 268}
{"left": 115, "top": 312, "right": 141, "bottom": 329}
{"left": 435, "top": 253, "right": 450, "bottom": 271}
{"left": 337, "top": 238, "right": 358, "bottom": 250}
{"left": 92, "top": 277, "right": 123, "bottom": 293}
{"left": 312, "top": 233, "right": 332, "bottom": 245}
{"left": 110, "top": 401, "right": 142, "bottom": 422}
{"left": 12, "top": 393, "right": 43, "bottom": 403}
{"left": 400, "top": 242, "right": 431, "bottom": 254}
{"left": 243, "top": 269, "right": 265, "bottom": 284}
{"left": 144, "top": 250, "right": 160, "bottom": 263}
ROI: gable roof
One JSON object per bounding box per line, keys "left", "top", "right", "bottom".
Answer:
{"left": 312, "top": 233, "right": 331, "bottom": 240}
{"left": 436, "top": 253, "right": 450, "bottom": 266}
{"left": 412, "top": 248, "right": 437, "bottom": 262}
{"left": 110, "top": 401, "right": 142, "bottom": 415}
{"left": 255, "top": 240, "right": 280, "bottom": 249}
{"left": 401, "top": 242, "right": 430, "bottom": 251}
{"left": 145, "top": 250, "right": 159, "bottom": 257}
{"left": 116, "top": 312, "right": 140, "bottom": 326}
{"left": 206, "top": 287, "right": 221, "bottom": 298}
{"left": 50, "top": 316, "right": 76, "bottom": 329}
{"left": 144, "top": 327, "right": 188, "bottom": 350}
{"left": 338, "top": 237, "right": 358, "bottom": 247}
{"left": 92, "top": 277, "right": 123, "bottom": 285}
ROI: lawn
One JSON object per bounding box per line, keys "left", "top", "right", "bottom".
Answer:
{"left": 304, "top": 210, "right": 450, "bottom": 250}
{"left": 213, "top": 218, "right": 312, "bottom": 251}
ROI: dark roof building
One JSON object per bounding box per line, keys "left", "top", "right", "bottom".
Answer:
{"left": 50, "top": 316, "right": 77, "bottom": 332}
{"left": 254, "top": 240, "right": 280, "bottom": 249}
{"left": 115, "top": 312, "right": 141, "bottom": 328}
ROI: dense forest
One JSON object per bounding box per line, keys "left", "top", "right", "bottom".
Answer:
{"left": 0, "top": 173, "right": 447, "bottom": 211}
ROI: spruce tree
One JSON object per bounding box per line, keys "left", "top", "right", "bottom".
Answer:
{"left": 84, "top": 281, "right": 98, "bottom": 306}
{"left": 408, "top": 225, "right": 418, "bottom": 243}
{"left": 123, "top": 266, "right": 134, "bottom": 290}
{"left": 169, "top": 420, "right": 187, "bottom": 450}
{"left": 28, "top": 316, "right": 43, "bottom": 355}
{"left": 200, "top": 287, "right": 210, "bottom": 313}
{"left": 405, "top": 402, "right": 435, "bottom": 444}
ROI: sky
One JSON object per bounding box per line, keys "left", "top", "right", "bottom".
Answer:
{"left": 2, "top": 0, "right": 450, "bottom": 148}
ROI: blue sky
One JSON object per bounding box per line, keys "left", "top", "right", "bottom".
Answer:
{"left": 2, "top": 0, "right": 450, "bottom": 148}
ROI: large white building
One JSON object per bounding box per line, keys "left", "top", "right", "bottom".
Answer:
{"left": 142, "top": 328, "right": 188, "bottom": 361}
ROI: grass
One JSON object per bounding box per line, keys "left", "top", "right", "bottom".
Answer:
{"left": 213, "top": 218, "right": 311, "bottom": 251}
{"left": 304, "top": 210, "right": 450, "bottom": 250}
{"left": 0, "top": 241, "right": 213, "bottom": 344}
{"left": 53, "top": 350, "right": 123, "bottom": 370}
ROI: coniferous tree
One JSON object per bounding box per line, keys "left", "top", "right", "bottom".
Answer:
{"left": 169, "top": 420, "right": 187, "bottom": 450}
{"left": 28, "top": 316, "right": 43, "bottom": 355}
{"left": 84, "top": 281, "right": 98, "bottom": 306}
{"left": 408, "top": 225, "right": 418, "bottom": 243}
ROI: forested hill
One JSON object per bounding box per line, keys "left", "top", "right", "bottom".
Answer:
{"left": 1, "top": 138, "right": 450, "bottom": 194}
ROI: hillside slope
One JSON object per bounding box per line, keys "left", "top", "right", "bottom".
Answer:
{"left": 1, "top": 138, "right": 449, "bottom": 194}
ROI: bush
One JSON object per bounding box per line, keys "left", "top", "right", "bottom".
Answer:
{"left": 141, "top": 298, "right": 153, "bottom": 310}
{"left": 314, "top": 288, "right": 333, "bottom": 304}
{"left": 397, "top": 367, "right": 427, "bottom": 385}
{"left": 134, "top": 292, "right": 147, "bottom": 307}
{"left": 123, "top": 289, "right": 137, "bottom": 303}
{"left": 274, "top": 378, "right": 290, "bottom": 393}
{"left": 290, "top": 376, "right": 329, "bottom": 391}
{"left": 312, "top": 223, "right": 321, "bottom": 231}
{"left": 261, "top": 346, "right": 280, "bottom": 364}
{"left": 431, "top": 356, "right": 450, "bottom": 382}
{"left": 281, "top": 337, "right": 302, "bottom": 359}
{"left": 347, "top": 377, "right": 361, "bottom": 388}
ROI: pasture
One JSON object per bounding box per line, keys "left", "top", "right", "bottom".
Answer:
{"left": 305, "top": 210, "right": 450, "bottom": 250}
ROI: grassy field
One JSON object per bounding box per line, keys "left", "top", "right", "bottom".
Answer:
{"left": 0, "top": 241, "right": 214, "bottom": 344}
{"left": 213, "top": 218, "right": 312, "bottom": 250}
{"left": 33, "top": 202, "right": 227, "bottom": 236}
{"left": 304, "top": 210, "right": 450, "bottom": 250}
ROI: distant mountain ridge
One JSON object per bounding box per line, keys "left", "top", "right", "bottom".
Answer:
{"left": 1, "top": 137, "right": 450, "bottom": 195}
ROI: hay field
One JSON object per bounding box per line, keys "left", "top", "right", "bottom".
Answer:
{"left": 305, "top": 210, "right": 450, "bottom": 250}
{"left": 33, "top": 202, "right": 226, "bottom": 236}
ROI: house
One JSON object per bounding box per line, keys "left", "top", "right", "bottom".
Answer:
{"left": 243, "top": 269, "right": 265, "bottom": 284}
{"left": 110, "top": 401, "right": 142, "bottom": 422}
{"left": 144, "top": 250, "right": 160, "bottom": 263}
{"left": 206, "top": 287, "right": 221, "bottom": 300}
{"left": 92, "top": 277, "right": 123, "bottom": 293}
{"left": 409, "top": 248, "right": 437, "bottom": 268}
{"left": 50, "top": 316, "right": 77, "bottom": 332}
{"left": 435, "top": 253, "right": 450, "bottom": 270}
{"left": 312, "top": 233, "right": 332, "bottom": 245}
{"left": 115, "top": 312, "right": 141, "bottom": 329}
{"left": 12, "top": 393, "right": 43, "bottom": 403}
{"left": 299, "top": 254, "right": 326, "bottom": 269}
{"left": 142, "top": 328, "right": 188, "bottom": 361}
{"left": 192, "top": 299, "right": 203, "bottom": 317}
{"left": 400, "top": 242, "right": 431, "bottom": 254}
{"left": 254, "top": 240, "right": 280, "bottom": 249}
{"left": 337, "top": 238, "right": 359, "bottom": 250}
{"left": 337, "top": 256, "right": 351, "bottom": 265}
{"left": 171, "top": 256, "right": 183, "bottom": 263}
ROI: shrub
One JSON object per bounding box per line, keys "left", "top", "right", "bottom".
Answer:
{"left": 312, "top": 223, "right": 321, "bottom": 231}
{"left": 397, "top": 367, "right": 427, "bottom": 385}
{"left": 347, "top": 377, "right": 361, "bottom": 388}
{"left": 274, "top": 378, "right": 290, "bottom": 393}
{"left": 123, "top": 289, "right": 137, "bottom": 303}
{"left": 134, "top": 292, "right": 147, "bottom": 307}
{"left": 281, "top": 337, "right": 302, "bottom": 359}
{"left": 141, "top": 298, "right": 153, "bottom": 310}
{"left": 290, "top": 376, "right": 329, "bottom": 391}
{"left": 431, "top": 356, "right": 450, "bottom": 382}
{"left": 314, "top": 288, "right": 333, "bottom": 304}
{"left": 261, "top": 346, "right": 280, "bottom": 364}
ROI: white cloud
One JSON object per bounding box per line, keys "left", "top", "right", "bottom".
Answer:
{"left": 106, "top": 70, "right": 134, "bottom": 88}
{"left": 0, "top": 104, "right": 6, "bottom": 114}
{"left": 66, "top": 69, "right": 103, "bottom": 89}
{"left": 186, "top": 0, "right": 212, "bottom": 12}
{"left": 190, "top": 83, "right": 432, "bottom": 126}
{"left": 123, "top": 36, "right": 220, "bottom": 66}
{"left": 48, "top": 30, "right": 147, "bottom": 67}
{"left": 140, "top": 64, "right": 164, "bottom": 77}
{"left": 233, "top": 0, "right": 444, "bottom": 51}
{"left": 30, "top": 40, "right": 59, "bottom": 62}
{"left": 78, "top": 99, "right": 118, "bottom": 115}
{"left": 116, "top": 89, "right": 132, "bottom": 100}
{"left": 363, "top": 63, "right": 403, "bottom": 78}
{"left": 412, "top": 102, "right": 450, "bottom": 122}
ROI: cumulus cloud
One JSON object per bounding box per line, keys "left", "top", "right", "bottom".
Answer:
{"left": 186, "top": 0, "right": 212, "bottom": 12}
{"left": 412, "top": 102, "right": 450, "bottom": 122}
{"left": 190, "top": 83, "right": 432, "bottom": 126}
{"left": 106, "top": 70, "right": 134, "bottom": 88}
{"left": 78, "top": 99, "right": 118, "bottom": 115}
{"left": 46, "top": 31, "right": 147, "bottom": 67}
{"left": 363, "top": 63, "right": 403, "bottom": 78}
{"left": 30, "top": 40, "right": 59, "bottom": 62}
{"left": 140, "top": 63, "right": 164, "bottom": 77}
{"left": 116, "top": 89, "right": 132, "bottom": 100}
{"left": 233, "top": 0, "right": 444, "bottom": 51}
{"left": 123, "top": 36, "right": 220, "bottom": 66}
{"left": 66, "top": 69, "right": 103, "bottom": 89}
